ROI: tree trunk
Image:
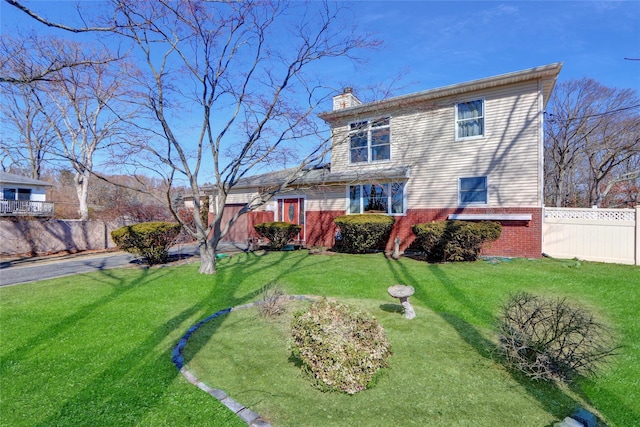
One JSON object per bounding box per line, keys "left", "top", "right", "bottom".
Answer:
{"left": 75, "top": 170, "right": 90, "bottom": 220}
{"left": 198, "top": 238, "right": 217, "bottom": 274}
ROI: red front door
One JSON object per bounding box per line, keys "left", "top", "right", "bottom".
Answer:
{"left": 278, "top": 197, "right": 305, "bottom": 242}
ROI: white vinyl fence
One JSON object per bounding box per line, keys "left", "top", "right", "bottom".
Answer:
{"left": 543, "top": 206, "right": 639, "bottom": 265}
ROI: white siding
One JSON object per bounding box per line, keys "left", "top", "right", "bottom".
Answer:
{"left": 329, "top": 81, "right": 543, "bottom": 209}
{"left": 304, "top": 186, "right": 346, "bottom": 211}
{"left": 0, "top": 184, "right": 48, "bottom": 201}
{"left": 226, "top": 189, "right": 258, "bottom": 205}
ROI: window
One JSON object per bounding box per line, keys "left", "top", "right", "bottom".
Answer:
{"left": 3, "top": 189, "right": 16, "bottom": 200}
{"left": 348, "top": 182, "right": 405, "bottom": 215}
{"left": 456, "top": 99, "right": 484, "bottom": 140}
{"left": 17, "top": 189, "right": 31, "bottom": 201}
{"left": 2, "top": 188, "right": 30, "bottom": 200}
{"left": 349, "top": 117, "right": 390, "bottom": 163}
{"left": 459, "top": 176, "right": 487, "bottom": 205}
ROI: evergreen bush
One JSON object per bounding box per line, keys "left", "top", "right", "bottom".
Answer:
{"left": 111, "top": 221, "right": 182, "bottom": 266}
{"left": 254, "top": 222, "right": 301, "bottom": 250}
{"left": 412, "top": 220, "right": 501, "bottom": 262}
{"left": 333, "top": 214, "right": 394, "bottom": 253}
{"left": 291, "top": 299, "right": 392, "bottom": 394}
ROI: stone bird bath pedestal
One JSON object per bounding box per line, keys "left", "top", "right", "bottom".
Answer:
{"left": 388, "top": 284, "right": 416, "bottom": 320}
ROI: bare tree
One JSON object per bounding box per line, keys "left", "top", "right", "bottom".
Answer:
{"left": 5, "top": 0, "right": 376, "bottom": 273}
{"left": 1, "top": 35, "right": 60, "bottom": 177}
{"left": 0, "top": 81, "right": 57, "bottom": 178}
{"left": 584, "top": 116, "right": 640, "bottom": 207}
{"left": 544, "top": 78, "right": 640, "bottom": 207}
{"left": 0, "top": 30, "right": 119, "bottom": 84}
{"left": 44, "top": 49, "right": 138, "bottom": 220}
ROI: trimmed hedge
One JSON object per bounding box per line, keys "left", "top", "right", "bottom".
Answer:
{"left": 254, "top": 222, "right": 302, "bottom": 250}
{"left": 290, "top": 299, "right": 392, "bottom": 394}
{"left": 333, "top": 214, "right": 394, "bottom": 254}
{"left": 411, "top": 220, "right": 501, "bottom": 262}
{"left": 111, "top": 221, "right": 182, "bottom": 266}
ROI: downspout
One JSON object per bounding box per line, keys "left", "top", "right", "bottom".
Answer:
{"left": 635, "top": 205, "right": 640, "bottom": 265}
{"left": 538, "top": 79, "right": 546, "bottom": 254}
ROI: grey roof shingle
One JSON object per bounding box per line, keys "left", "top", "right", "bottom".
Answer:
{"left": 232, "top": 164, "right": 410, "bottom": 189}
{"left": 0, "top": 171, "right": 53, "bottom": 187}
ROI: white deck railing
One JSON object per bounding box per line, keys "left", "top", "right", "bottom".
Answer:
{"left": 0, "top": 199, "right": 55, "bottom": 216}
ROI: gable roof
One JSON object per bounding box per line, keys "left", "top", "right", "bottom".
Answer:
{"left": 0, "top": 171, "right": 53, "bottom": 187}
{"left": 232, "top": 164, "right": 410, "bottom": 190}
{"left": 319, "top": 63, "right": 563, "bottom": 122}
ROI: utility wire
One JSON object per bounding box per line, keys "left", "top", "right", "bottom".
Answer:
{"left": 546, "top": 103, "right": 640, "bottom": 122}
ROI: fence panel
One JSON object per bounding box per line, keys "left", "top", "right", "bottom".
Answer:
{"left": 0, "top": 219, "right": 132, "bottom": 256}
{"left": 543, "top": 207, "right": 639, "bottom": 265}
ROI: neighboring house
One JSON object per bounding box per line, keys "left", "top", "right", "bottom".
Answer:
{"left": 0, "top": 171, "right": 54, "bottom": 217}
{"left": 216, "top": 63, "right": 563, "bottom": 258}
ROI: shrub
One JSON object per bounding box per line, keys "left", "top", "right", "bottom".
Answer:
{"left": 258, "top": 285, "right": 287, "bottom": 318}
{"left": 254, "top": 222, "right": 302, "bottom": 250}
{"left": 496, "top": 292, "right": 618, "bottom": 382}
{"left": 411, "top": 220, "right": 501, "bottom": 262}
{"left": 333, "top": 214, "right": 394, "bottom": 254}
{"left": 111, "top": 221, "right": 182, "bottom": 266}
{"left": 290, "top": 299, "right": 392, "bottom": 394}
{"left": 410, "top": 221, "right": 446, "bottom": 261}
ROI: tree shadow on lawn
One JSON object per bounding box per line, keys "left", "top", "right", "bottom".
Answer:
{"left": 0, "top": 266, "right": 158, "bottom": 378}
{"left": 381, "top": 256, "right": 597, "bottom": 425}
{"left": 3, "top": 263, "right": 249, "bottom": 427}
{"left": 178, "top": 250, "right": 330, "bottom": 368}
{"left": 2, "top": 250, "right": 328, "bottom": 426}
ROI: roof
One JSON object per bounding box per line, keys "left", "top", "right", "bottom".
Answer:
{"left": 319, "top": 63, "right": 563, "bottom": 122}
{"left": 233, "top": 164, "right": 411, "bottom": 189}
{"left": 0, "top": 171, "right": 53, "bottom": 187}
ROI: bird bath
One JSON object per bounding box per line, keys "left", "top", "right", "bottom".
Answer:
{"left": 387, "top": 284, "right": 416, "bottom": 319}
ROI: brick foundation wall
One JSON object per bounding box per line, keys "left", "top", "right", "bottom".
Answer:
{"left": 391, "top": 208, "right": 543, "bottom": 258}
{"left": 243, "top": 207, "right": 542, "bottom": 259}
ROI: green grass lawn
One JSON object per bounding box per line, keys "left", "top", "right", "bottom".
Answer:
{"left": 1, "top": 251, "right": 638, "bottom": 426}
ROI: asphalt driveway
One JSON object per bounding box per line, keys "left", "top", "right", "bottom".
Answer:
{"left": 0, "top": 242, "right": 246, "bottom": 287}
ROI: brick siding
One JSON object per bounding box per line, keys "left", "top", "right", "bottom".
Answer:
{"left": 244, "top": 207, "right": 542, "bottom": 258}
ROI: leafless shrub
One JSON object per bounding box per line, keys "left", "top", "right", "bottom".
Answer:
{"left": 259, "top": 285, "right": 287, "bottom": 318}
{"left": 496, "top": 292, "right": 618, "bottom": 382}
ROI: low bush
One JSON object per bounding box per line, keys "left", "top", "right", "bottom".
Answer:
{"left": 254, "top": 222, "right": 301, "bottom": 250}
{"left": 333, "top": 214, "right": 394, "bottom": 254}
{"left": 412, "top": 220, "right": 501, "bottom": 262}
{"left": 111, "top": 221, "right": 182, "bottom": 266}
{"left": 258, "top": 285, "right": 287, "bottom": 318}
{"left": 496, "top": 292, "right": 618, "bottom": 382}
{"left": 290, "top": 299, "right": 392, "bottom": 394}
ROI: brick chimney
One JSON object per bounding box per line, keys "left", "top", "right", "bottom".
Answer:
{"left": 332, "top": 87, "right": 362, "bottom": 111}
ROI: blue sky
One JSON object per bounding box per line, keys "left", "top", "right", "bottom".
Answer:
{"left": 2, "top": 0, "right": 639, "bottom": 98}
{"left": 344, "top": 1, "right": 639, "bottom": 97}
{"left": 1, "top": 1, "right": 638, "bottom": 178}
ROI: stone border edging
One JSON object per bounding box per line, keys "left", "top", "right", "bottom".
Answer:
{"left": 172, "top": 295, "right": 317, "bottom": 427}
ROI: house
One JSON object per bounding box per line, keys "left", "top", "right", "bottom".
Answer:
{"left": 217, "top": 63, "right": 563, "bottom": 258}
{"left": 0, "top": 171, "right": 54, "bottom": 217}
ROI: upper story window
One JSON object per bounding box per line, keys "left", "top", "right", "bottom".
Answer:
{"left": 2, "top": 188, "right": 31, "bottom": 201}
{"left": 456, "top": 99, "right": 484, "bottom": 140}
{"left": 348, "top": 182, "right": 405, "bottom": 215}
{"left": 459, "top": 176, "right": 487, "bottom": 205}
{"left": 349, "top": 117, "right": 391, "bottom": 164}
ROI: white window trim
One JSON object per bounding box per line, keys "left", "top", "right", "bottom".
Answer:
{"left": 458, "top": 176, "right": 488, "bottom": 206}
{"left": 455, "top": 98, "right": 485, "bottom": 141}
{"left": 2, "top": 187, "right": 32, "bottom": 201}
{"left": 345, "top": 181, "right": 406, "bottom": 216}
{"left": 348, "top": 117, "right": 392, "bottom": 165}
